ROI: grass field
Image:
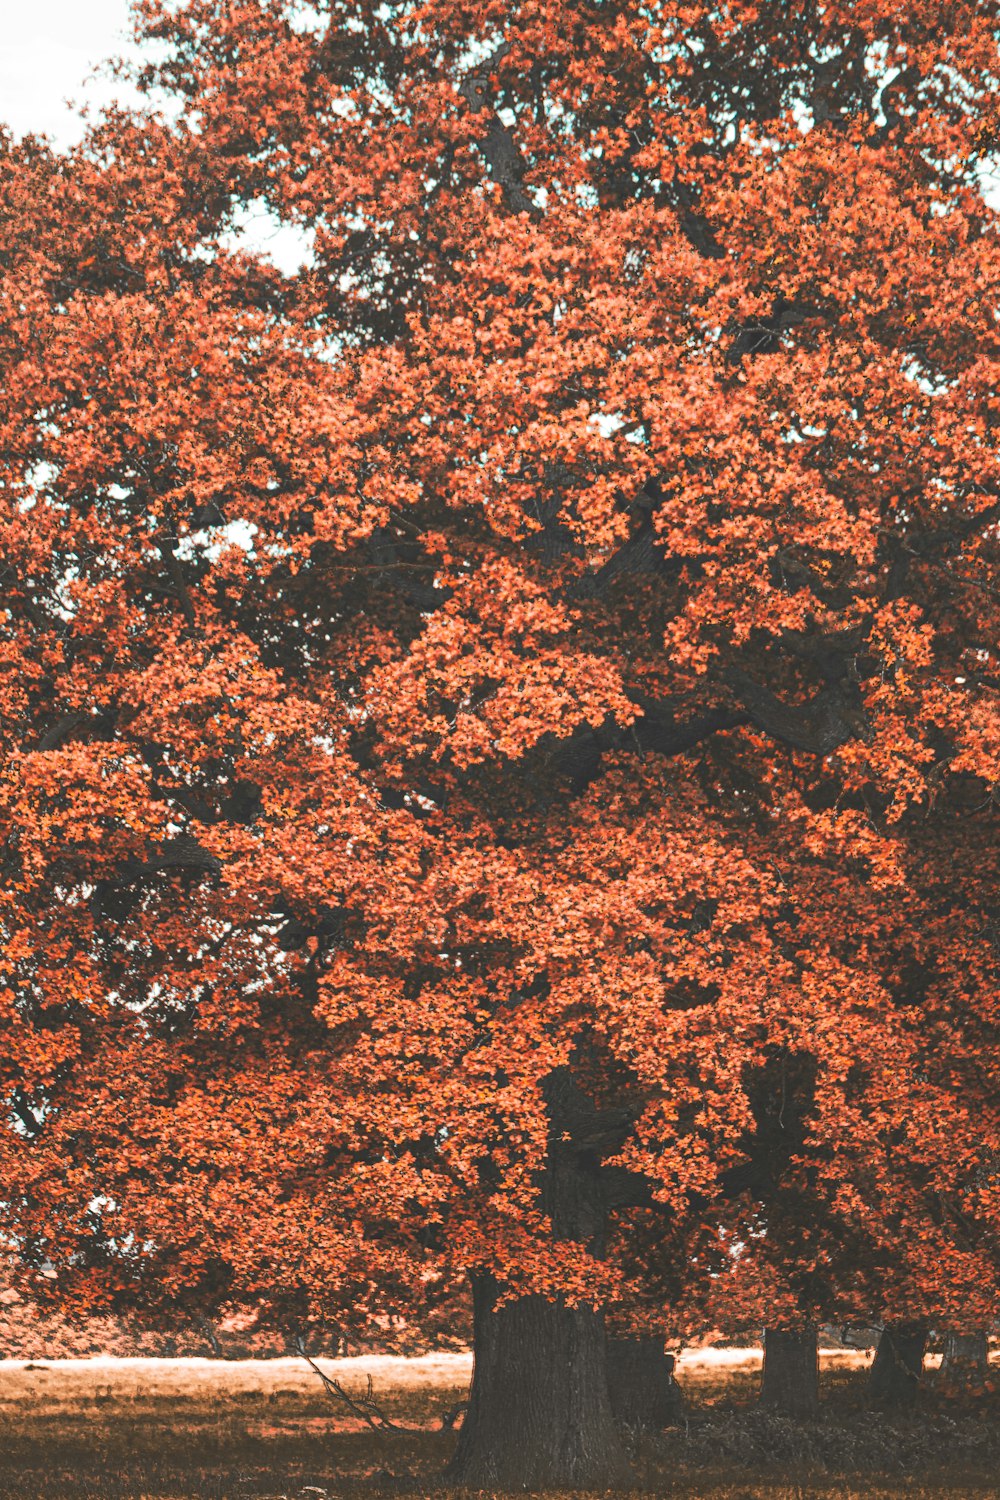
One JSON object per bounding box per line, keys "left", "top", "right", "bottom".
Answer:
{"left": 0, "top": 1347, "right": 997, "bottom": 1498}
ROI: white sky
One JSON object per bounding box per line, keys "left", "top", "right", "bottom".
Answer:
{"left": 2, "top": 0, "right": 139, "bottom": 149}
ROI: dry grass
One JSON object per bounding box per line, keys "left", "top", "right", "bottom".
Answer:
{"left": 0, "top": 1348, "right": 995, "bottom": 1498}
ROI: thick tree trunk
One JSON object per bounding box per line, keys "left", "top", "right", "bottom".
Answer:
{"left": 869, "top": 1321, "right": 927, "bottom": 1408}
{"left": 446, "top": 1070, "right": 637, "bottom": 1489}
{"left": 940, "top": 1330, "right": 989, "bottom": 1387}
{"left": 759, "top": 1325, "right": 819, "bottom": 1417}
{"left": 607, "top": 1334, "right": 685, "bottom": 1429}
{"left": 445, "top": 1272, "right": 632, "bottom": 1490}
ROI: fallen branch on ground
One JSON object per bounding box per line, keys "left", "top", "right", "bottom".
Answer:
{"left": 293, "top": 1335, "right": 414, "bottom": 1433}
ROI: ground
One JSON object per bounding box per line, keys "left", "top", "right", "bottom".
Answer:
{"left": 0, "top": 1347, "right": 997, "bottom": 1498}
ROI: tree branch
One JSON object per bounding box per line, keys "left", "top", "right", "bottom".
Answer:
{"left": 155, "top": 537, "right": 196, "bottom": 629}
{"left": 724, "top": 668, "right": 872, "bottom": 756}
{"left": 459, "top": 40, "right": 539, "bottom": 218}
{"left": 293, "top": 1336, "right": 412, "bottom": 1433}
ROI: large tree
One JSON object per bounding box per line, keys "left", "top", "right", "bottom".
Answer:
{"left": 1, "top": 0, "right": 1000, "bottom": 1486}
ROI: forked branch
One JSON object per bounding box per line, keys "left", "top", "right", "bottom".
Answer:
{"left": 293, "top": 1335, "right": 413, "bottom": 1433}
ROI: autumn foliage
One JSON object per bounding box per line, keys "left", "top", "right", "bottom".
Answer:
{"left": 1, "top": 0, "right": 999, "bottom": 1483}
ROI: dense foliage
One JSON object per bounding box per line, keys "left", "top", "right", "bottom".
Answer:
{"left": 1, "top": 1, "right": 999, "bottom": 1478}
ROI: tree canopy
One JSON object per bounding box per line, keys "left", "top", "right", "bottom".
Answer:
{"left": 1, "top": 0, "right": 999, "bottom": 1482}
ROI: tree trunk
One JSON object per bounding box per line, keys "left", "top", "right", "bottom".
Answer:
{"left": 445, "top": 1272, "right": 632, "bottom": 1490}
{"left": 607, "top": 1334, "right": 685, "bottom": 1429}
{"left": 446, "top": 1070, "right": 637, "bottom": 1489}
{"left": 869, "top": 1321, "right": 927, "bottom": 1408}
{"left": 759, "top": 1325, "right": 819, "bottom": 1417}
{"left": 940, "top": 1330, "right": 989, "bottom": 1388}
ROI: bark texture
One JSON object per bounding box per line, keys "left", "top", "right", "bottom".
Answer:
{"left": 869, "top": 1321, "right": 928, "bottom": 1408}
{"left": 759, "top": 1325, "right": 820, "bottom": 1417}
{"left": 940, "top": 1330, "right": 989, "bottom": 1387}
{"left": 607, "top": 1334, "right": 685, "bottom": 1429}
{"left": 445, "top": 1272, "right": 632, "bottom": 1490}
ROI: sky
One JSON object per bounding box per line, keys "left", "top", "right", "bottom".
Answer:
{"left": 2, "top": 0, "right": 140, "bottom": 150}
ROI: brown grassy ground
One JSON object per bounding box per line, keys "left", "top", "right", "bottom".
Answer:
{"left": 0, "top": 1347, "right": 996, "bottom": 1498}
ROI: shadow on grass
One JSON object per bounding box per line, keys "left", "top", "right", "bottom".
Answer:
{"left": 0, "top": 1360, "right": 997, "bottom": 1497}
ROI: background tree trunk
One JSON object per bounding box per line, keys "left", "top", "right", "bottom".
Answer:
{"left": 607, "top": 1334, "right": 685, "bottom": 1429}
{"left": 759, "top": 1325, "right": 819, "bottom": 1417}
{"left": 939, "top": 1330, "right": 989, "bottom": 1388}
{"left": 445, "top": 1272, "right": 632, "bottom": 1490}
{"left": 868, "top": 1321, "right": 927, "bottom": 1408}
